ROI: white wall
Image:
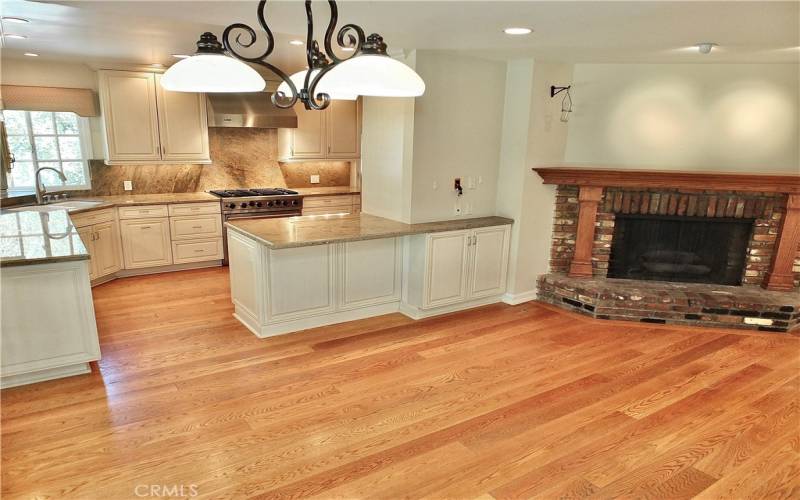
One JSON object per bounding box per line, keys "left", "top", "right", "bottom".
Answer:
{"left": 409, "top": 51, "right": 507, "bottom": 222}
{"left": 360, "top": 96, "right": 416, "bottom": 222}
{"left": 496, "top": 60, "right": 573, "bottom": 299}
{"left": 564, "top": 63, "right": 800, "bottom": 173}
{"left": 1, "top": 58, "right": 105, "bottom": 158}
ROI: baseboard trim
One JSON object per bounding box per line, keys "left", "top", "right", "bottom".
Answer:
{"left": 502, "top": 290, "right": 538, "bottom": 305}
{"left": 93, "top": 260, "right": 223, "bottom": 286}
{"left": 399, "top": 295, "right": 504, "bottom": 320}
{"left": 240, "top": 302, "right": 402, "bottom": 338}
{"left": 1, "top": 362, "right": 92, "bottom": 389}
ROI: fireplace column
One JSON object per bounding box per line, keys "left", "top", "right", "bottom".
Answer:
{"left": 763, "top": 194, "right": 800, "bottom": 291}
{"left": 569, "top": 186, "right": 604, "bottom": 278}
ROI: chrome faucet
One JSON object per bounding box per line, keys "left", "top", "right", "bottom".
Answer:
{"left": 34, "top": 167, "right": 68, "bottom": 204}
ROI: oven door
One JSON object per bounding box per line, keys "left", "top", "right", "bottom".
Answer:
{"left": 221, "top": 210, "right": 301, "bottom": 264}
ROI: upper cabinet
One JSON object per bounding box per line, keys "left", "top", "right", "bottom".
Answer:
{"left": 98, "top": 70, "right": 210, "bottom": 164}
{"left": 278, "top": 98, "right": 361, "bottom": 161}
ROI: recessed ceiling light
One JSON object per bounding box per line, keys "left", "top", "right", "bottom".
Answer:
{"left": 288, "top": 39, "right": 304, "bottom": 46}
{"left": 23, "top": 52, "right": 38, "bottom": 57}
{"left": 504, "top": 27, "right": 532, "bottom": 35}
{"left": 172, "top": 54, "right": 190, "bottom": 59}
{"left": 696, "top": 42, "right": 717, "bottom": 54}
{"left": 3, "top": 33, "right": 27, "bottom": 39}
{"left": 1, "top": 16, "right": 29, "bottom": 24}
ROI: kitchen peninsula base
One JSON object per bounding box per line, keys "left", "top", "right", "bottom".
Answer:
{"left": 226, "top": 214, "right": 512, "bottom": 338}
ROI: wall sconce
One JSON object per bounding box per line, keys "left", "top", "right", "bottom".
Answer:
{"left": 551, "top": 85, "right": 573, "bottom": 122}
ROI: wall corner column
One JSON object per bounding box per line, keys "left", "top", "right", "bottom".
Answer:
{"left": 763, "top": 193, "right": 800, "bottom": 291}
{"left": 568, "top": 186, "right": 604, "bottom": 278}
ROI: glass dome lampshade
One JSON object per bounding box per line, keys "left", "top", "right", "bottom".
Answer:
{"left": 277, "top": 68, "right": 358, "bottom": 101}
{"left": 160, "top": 32, "right": 266, "bottom": 93}
{"left": 322, "top": 34, "right": 424, "bottom": 97}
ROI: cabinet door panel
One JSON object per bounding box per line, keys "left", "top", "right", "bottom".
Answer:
{"left": 155, "top": 75, "right": 210, "bottom": 162}
{"left": 291, "top": 102, "right": 326, "bottom": 158}
{"left": 469, "top": 226, "right": 510, "bottom": 298}
{"left": 423, "top": 231, "right": 470, "bottom": 309}
{"left": 99, "top": 71, "right": 161, "bottom": 162}
{"left": 266, "top": 244, "right": 335, "bottom": 320}
{"left": 326, "top": 99, "right": 360, "bottom": 158}
{"left": 93, "top": 221, "right": 122, "bottom": 278}
{"left": 340, "top": 238, "right": 401, "bottom": 309}
{"left": 76, "top": 226, "right": 97, "bottom": 280}
{"left": 120, "top": 218, "right": 173, "bottom": 269}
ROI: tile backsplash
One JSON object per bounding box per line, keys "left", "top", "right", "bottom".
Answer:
{"left": 82, "top": 128, "right": 352, "bottom": 195}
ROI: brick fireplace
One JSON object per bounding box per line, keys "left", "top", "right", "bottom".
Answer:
{"left": 534, "top": 168, "right": 800, "bottom": 333}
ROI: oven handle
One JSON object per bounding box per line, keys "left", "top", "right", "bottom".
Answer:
{"left": 223, "top": 211, "right": 301, "bottom": 221}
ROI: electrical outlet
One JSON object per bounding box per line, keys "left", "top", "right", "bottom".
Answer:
{"left": 467, "top": 176, "right": 476, "bottom": 189}
{"left": 432, "top": 181, "right": 438, "bottom": 190}
{"left": 123, "top": 180, "right": 133, "bottom": 191}
{"left": 464, "top": 202, "right": 473, "bottom": 215}
{"left": 310, "top": 174, "right": 320, "bottom": 184}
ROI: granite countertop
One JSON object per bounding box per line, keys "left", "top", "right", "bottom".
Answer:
{"left": 66, "top": 192, "right": 220, "bottom": 213}
{"left": 0, "top": 207, "right": 89, "bottom": 267}
{"left": 226, "top": 213, "right": 513, "bottom": 249}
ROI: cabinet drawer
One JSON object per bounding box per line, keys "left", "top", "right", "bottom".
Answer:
{"left": 118, "top": 205, "right": 169, "bottom": 219}
{"left": 70, "top": 208, "right": 114, "bottom": 228}
{"left": 170, "top": 215, "right": 222, "bottom": 240}
{"left": 172, "top": 238, "right": 223, "bottom": 264}
{"left": 168, "top": 202, "right": 221, "bottom": 217}
{"left": 302, "top": 207, "right": 352, "bottom": 216}
{"left": 302, "top": 195, "right": 354, "bottom": 209}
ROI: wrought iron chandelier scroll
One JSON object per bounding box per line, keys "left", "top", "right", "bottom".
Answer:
{"left": 161, "top": 0, "right": 425, "bottom": 111}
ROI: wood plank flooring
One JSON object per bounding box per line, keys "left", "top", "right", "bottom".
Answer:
{"left": 2, "top": 267, "right": 798, "bottom": 499}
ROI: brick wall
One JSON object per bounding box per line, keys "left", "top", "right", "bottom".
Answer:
{"left": 548, "top": 185, "right": 791, "bottom": 288}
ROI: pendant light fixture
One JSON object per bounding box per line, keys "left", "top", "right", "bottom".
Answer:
{"left": 161, "top": 0, "right": 425, "bottom": 110}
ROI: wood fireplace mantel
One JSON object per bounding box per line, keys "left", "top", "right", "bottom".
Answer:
{"left": 533, "top": 167, "right": 800, "bottom": 194}
{"left": 533, "top": 166, "right": 800, "bottom": 291}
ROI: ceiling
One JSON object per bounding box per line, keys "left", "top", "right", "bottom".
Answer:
{"left": 1, "top": 0, "right": 798, "bottom": 68}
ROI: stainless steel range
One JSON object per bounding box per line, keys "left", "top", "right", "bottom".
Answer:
{"left": 209, "top": 188, "right": 303, "bottom": 263}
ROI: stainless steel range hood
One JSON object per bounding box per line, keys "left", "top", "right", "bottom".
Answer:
{"left": 206, "top": 92, "right": 297, "bottom": 128}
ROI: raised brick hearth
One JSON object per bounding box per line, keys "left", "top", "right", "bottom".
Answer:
{"left": 534, "top": 168, "right": 800, "bottom": 333}
{"left": 538, "top": 274, "right": 799, "bottom": 332}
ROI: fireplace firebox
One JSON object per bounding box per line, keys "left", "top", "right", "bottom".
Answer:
{"left": 607, "top": 215, "right": 753, "bottom": 286}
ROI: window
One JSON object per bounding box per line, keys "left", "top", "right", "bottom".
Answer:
{"left": 3, "top": 110, "right": 92, "bottom": 190}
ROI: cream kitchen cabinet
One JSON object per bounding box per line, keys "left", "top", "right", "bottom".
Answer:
{"left": 301, "top": 194, "right": 360, "bottom": 216}
{"left": 278, "top": 99, "right": 361, "bottom": 161}
{"left": 119, "top": 218, "right": 173, "bottom": 269}
{"left": 71, "top": 209, "right": 122, "bottom": 281}
{"left": 99, "top": 70, "right": 210, "bottom": 164}
{"left": 405, "top": 224, "right": 511, "bottom": 315}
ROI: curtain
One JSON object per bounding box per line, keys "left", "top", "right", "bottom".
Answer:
{"left": 0, "top": 85, "right": 99, "bottom": 117}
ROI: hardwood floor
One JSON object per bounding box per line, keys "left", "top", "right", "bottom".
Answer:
{"left": 2, "top": 267, "right": 798, "bottom": 499}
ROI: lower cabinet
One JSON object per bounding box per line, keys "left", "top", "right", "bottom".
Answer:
{"left": 172, "top": 238, "right": 223, "bottom": 264}
{"left": 1, "top": 260, "right": 101, "bottom": 388}
{"left": 301, "top": 194, "right": 360, "bottom": 216}
{"left": 120, "top": 218, "right": 173, "bottom": 269}
{"left": 408, "top": 225, "right": 511, "bottom": 312}
{"left": 228, "top": 231, "right": 401, "bottom": 337}
{"left": 75, "top": 218, "right": 122, "bottom": 281}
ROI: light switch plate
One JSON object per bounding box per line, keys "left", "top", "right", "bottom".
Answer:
{"left": 123, "top": 180, "right": 133, "bottom": 191}
{"left": 310, "top": 175, "right": 320, "bottom": 184}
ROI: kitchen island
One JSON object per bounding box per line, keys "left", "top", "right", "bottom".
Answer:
{"left": 225, "top": 213, "right": 513, "bottom": 337}
{"left": 0, "top": 208, "right": 101, "bottom": 388}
